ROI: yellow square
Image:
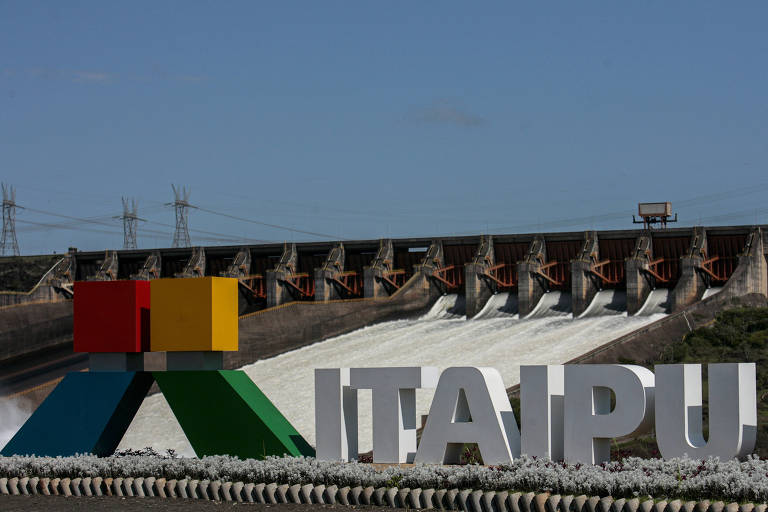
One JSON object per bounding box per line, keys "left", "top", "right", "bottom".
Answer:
{"left": 150, "top": 277, "right": 238, "bottom": 352}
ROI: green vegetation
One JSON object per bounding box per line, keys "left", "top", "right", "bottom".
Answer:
{"left": 0, "top": 255, "right": 60, "bottom": 292}
{"left": 614, "top": 306, "right": 768, "bottom": 458}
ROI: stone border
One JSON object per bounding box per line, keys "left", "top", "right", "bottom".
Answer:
{"left": 1, "top": 476, "right": 765, "bottom": 511}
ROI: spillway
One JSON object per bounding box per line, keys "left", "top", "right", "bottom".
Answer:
{"left": 423, "top": 294, "right": 466, "bottom": 319}
{"left": 118, "top": 292, "right": 666, "bottom": 456}
{"left": 636, "top": 288, "right": 672, "bottom": 316}
{"left": 474, "top": 292, "right": 518, "bottom": 319}
{"left": 526, "top": 291, "right": 571, "bottom": 318}
{"left": 579, "top": 290, "right": 627, "bottom": 318}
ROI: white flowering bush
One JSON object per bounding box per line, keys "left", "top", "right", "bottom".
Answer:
{"left": 3, "top": 454, "right": 768, "bottom": 503}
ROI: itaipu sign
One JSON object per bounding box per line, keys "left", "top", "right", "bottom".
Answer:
{"left": 314, "top": 364, "right": 757, "bottom": 465}
{"left": 1, "top": 277, "right": 757, "bottom": 465}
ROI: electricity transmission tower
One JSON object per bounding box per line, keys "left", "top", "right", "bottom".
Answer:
{"left": 168, "top": 185, "right": 193, "bottom": 248}
{"left": 115, "top": 197, "right": 142, "bottom": 249}
{"left": 1, "top": 183, "right": 21, "bottom": 256}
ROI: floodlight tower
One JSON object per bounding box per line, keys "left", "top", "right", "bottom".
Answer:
{"left": 168, "top": 185, "right": 193, "bottom": 248}
{"left": 1, "top": 183, "right": 21, "bottom": 256}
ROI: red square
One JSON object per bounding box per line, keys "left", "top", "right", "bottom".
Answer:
{"left": 73, "top": 280, "right": 150, "bottom": 353}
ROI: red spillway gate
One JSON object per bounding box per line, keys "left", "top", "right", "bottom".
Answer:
{"left": 700, "top": 234, "right": 747, "bottom": 283}
{"left": 481, "top": 242, "right": 529, "bottom": 291}
{"left": 644, "top": 236, "right": 691, "bottom": 286}
{"left": 590, "top": 238, "right": 636, "bottom": 288}
{"left": 239, "top": 275, "right": 267, "bottom": 300}
{"left": 330, "top": 271, "right": 364, "bottom": 298}
{"left": 539, "top": 240, "right": 583, "bottom": 290}
{"left": 280, "top": 272, "right": 315, "bottom": 299}
{"left": 429, "top": 244, "right": 476, "bottom": 292}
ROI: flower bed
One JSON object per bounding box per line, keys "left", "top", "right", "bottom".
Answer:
{"left": 2, "top": 454, "right": 768, "bottom": 503}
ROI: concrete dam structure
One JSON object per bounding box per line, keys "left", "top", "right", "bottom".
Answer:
{"left": 6, "top": 224, "right": 767, "bottom": 311}
{"left": 1, "top": 224, "right": 767, "bottom": 412}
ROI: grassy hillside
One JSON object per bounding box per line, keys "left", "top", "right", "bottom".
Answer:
{"left": 0, "top": 255, "right": 60, "bottom": 292}
{"left": 614, "top": 306, "right": 768, "bottom": 458}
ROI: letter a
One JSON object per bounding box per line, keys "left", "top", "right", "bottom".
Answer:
{"left": 415, "top": 367, "right": 520, "bottom": 465}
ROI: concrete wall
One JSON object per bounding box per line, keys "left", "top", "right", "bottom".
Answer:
{"left": 0, "top": 301, "right": 73, "bottom": 363}
{"left": 0, "top": 285, "right": 67, "bottom": 307}
{"left": 720, "top": 228, "right": 767, "bottom": 298}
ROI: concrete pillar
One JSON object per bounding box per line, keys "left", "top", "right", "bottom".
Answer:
{"left": 364, "top": 239, "right": 394, "bottom": 298}
{"left": 266, "top": 270, "right": 294, "bottom": 307}
{"left": 363, "top": 267, "right": 384, "bottom": 298}
{"left": 517, "top": 237, "right": 547, "bottom": 317}
{"left": 315, "top": 268, "right": 342, "bottom": 301}
{"left": 465, "top": 235, "right": 494, "bottom": 318}
{"left": 570, "top": 260, "right": 595, "bottom": 317}
{"left": 266, "top": 243, "right": 298, "bottom": 308}
{"left": 722, "top": 227, "right": 767, "bottom": 298}
{"left": 625, "top": 235, "right": 652, "bottom": 316}
{"left": 314, "top": 243, "right": 345, "bottom": 302}
{"left": 671, "top": 227, "right": 707, "bottom": 312}
{"left": 464, "top": 262, "right": 494, "bottom": 317}
{"left": 571, "top": 232, "right": 599, "bottom": 317}
{"left": 518, "top": 262, "right": 545, "bottom": 316}
{"left": 415, "top": 240, "right": 448, "bottom": 295}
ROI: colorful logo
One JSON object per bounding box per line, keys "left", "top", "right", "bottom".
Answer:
{"left": 2, "top": 277, "right": 314, "bottom": 459}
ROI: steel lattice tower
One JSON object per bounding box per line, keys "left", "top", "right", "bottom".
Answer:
{"left": 169, "top": 185, "right": 192, "bottom": 248}
{"left": 1, "top": 183, "right": 20, "bottom": 256}
{"left": 118, "top": 197, "right": 140, "bottom": 249}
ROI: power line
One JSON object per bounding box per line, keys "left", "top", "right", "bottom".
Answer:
{"left": 195, "top": 205, "right": 342, "bottom": 240}
{"left": 16, "top": 218, "right": 122, "bottom": 237}
{"left": 142, "top": 218, "right": 275, "bottom": 244}
{"left": 19, "top": 203, "right": 276, "bottom": 245}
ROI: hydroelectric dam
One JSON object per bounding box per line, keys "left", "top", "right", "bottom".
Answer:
{"left": 1, "top": 224, "right": 767, "bottom": 453}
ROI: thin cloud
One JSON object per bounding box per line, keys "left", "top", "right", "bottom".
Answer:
{"left": 408, "top": 100, "right": 486, "bottom": 128}
{"left": 1, "top": 68, "right": 206, "bottom": 85}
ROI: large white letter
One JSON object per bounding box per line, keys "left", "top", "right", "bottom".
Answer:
{"left": 564, "top": 365, "right": 655, "bottom": 464}
{"left": 350, "top": 367, "right": 439, "bottom": 463}
{"left": 655, "top": 363, "right": 756, "bottom": 459}
{"left": 521, "top": 365, "right": 564, "bottom": 460}
{"left": 315, "top": 368, "right": 358, "bottom": 461}
{"left": 415, "top": 367, "right": 520, "bottom": 465}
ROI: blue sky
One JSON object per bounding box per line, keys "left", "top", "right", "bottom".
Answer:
{"left": 1, "top": 2, "right": 767, "bottom": 254}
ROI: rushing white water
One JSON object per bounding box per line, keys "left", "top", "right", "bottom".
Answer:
{"left": 579, "top": 290, "right": 627, "bottom": 318}
{"left": 474, "top": 292, "right": 518, "bottom": 319}
{"left": 526, "top": 291, "right": 571, "bottom": 318}
{"left": 423, "top": 294, "right": 466, "bottom": 319}
{"left": 118, "top": 293, "right": 666, "bottom": 456}
{"left": 636, "top": 288, "right": 672, "bottom": 316}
